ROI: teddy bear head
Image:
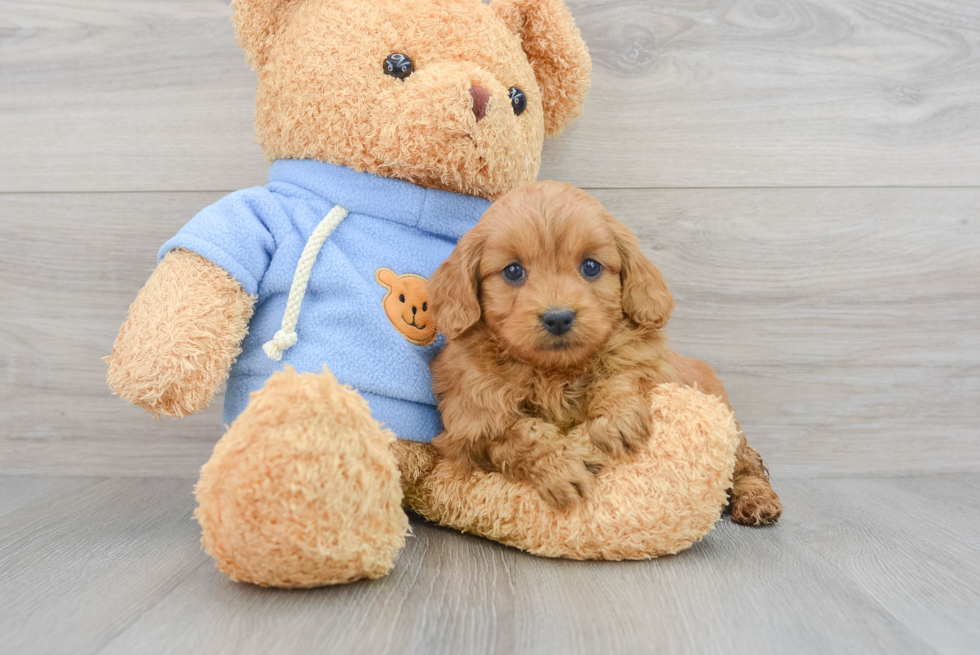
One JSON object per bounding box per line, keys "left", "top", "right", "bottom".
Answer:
{"left": 232, "top": 0, "right": 591, "bottom": 200}
{"left": 375, "top": 268, "right": 438, "bottom": 346}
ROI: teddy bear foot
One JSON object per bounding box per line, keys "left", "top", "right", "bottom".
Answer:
{"left": 398, "top": 383, "right": 740, "bottom": 560}
{"left": 194, "top": 367, "right": 408, "bottom": 587}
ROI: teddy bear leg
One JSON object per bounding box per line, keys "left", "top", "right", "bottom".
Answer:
{"left": 396, "top": 384, "right": 742, "bottom": 560}
{"left": 729, "top": 431, "right": 783, "bottom": 526}
{"left": 194, "top": 367, "right": 408, "bottom": 587}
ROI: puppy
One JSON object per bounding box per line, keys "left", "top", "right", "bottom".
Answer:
{"left": 428, "top": 181, "right": 782, "bottom": 525}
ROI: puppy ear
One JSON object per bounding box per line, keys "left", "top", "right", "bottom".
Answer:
{"left": 232, "top": 0, "right": 297, "bottom": 70}
{"left": 428, "top": 229, "right": 484, "bottom": 339}
{"left": 607, "top": 217, "right": 674, "bottom": 330}
{"left": 492, "top": 0, "right": 591, "bottom": 137}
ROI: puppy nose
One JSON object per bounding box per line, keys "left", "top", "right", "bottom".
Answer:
{"left": 541, "top": 308, "right": 576, "bottom": 336}
{"left": 469, "top": 84, "right": 490, "bottom": 122}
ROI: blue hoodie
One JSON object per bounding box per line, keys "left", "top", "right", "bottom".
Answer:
{"left": 159, "top": 159, "right": 491, "bottom": 441}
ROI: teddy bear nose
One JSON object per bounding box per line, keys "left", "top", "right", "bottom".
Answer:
{"left": 469, "top": 84, "right": 490, "bottom": 122}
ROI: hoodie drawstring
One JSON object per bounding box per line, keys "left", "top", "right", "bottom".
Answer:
{"left": 262, "top": 204, "right": 349, "bottom": 361}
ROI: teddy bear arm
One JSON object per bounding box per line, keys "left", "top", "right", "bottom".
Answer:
{"left": 105, "top": 249, "right": 255, "bottom": 418}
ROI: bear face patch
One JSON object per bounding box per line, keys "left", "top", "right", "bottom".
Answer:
{"left": 375, "top": 267, "right": 437, "bottom": 346}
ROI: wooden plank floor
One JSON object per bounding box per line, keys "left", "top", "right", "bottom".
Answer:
{"left": 1, "top": 474, "right": 978, "bottom": 655}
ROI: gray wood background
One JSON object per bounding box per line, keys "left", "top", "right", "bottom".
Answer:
{"left": 1, "top": 0, "right": 979, "bottom": 478}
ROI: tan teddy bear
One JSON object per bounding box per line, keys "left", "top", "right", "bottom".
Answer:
{"left": 106, "top": 0, "right": 745, "bottom": 588}
{"left": 375, "top": 268, "right": 437, "bottom": 346}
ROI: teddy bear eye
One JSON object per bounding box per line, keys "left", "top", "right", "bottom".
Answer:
{"left": 384, "top": 54, "right": 414, "bottom": 80}
{"left": 580, "top": 259, "right": 602, "bottom": 279}
{"left": 399, "top": 294, "right": 405, "bottom": 302}
{"left": 422, "top": 302, "right": 427, "bottom": 312}
{"left": 508, "top": 87, "right": 527, "bottom": 116}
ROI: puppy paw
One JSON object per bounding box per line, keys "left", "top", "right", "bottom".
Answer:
{"left": 531, "top": 445, "right": 597, "bottom": 510}
{"left": 731, "top": 487, "right": 783, "bottom": 526}
{"left": 587, "top": 400, "right": 652, "bottom": 458}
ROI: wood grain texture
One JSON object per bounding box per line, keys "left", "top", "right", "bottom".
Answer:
{"left": 2, "top": 0, "right": 980, "bottom": 192}
{"left": 0, "top": 477, "right": 206, "bottom": 655}
{"left": 590, "top": 187, "right": 980, "bottom": 477}
{"left": 787, "top": 476, "right": 980, "bottom": 653}
{"left": 2, "top": 189, "right": 977, "bottom": 477}
{"left": 1, "top": 475, "right": 978, "bottom": 655}
{"left": 0, "top": 192, "right": 228, "bottom": 477}
{"left": 0, "top": 476, "right": 102, "bottom": 520}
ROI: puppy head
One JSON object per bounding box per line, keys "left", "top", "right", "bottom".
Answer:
{"left": 429, "top": 181, "right": 674, "bottom": 369}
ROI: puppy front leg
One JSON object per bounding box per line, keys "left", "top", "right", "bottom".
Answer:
{"left": 584, "top": 374, "right": 652, "bottom": 459}
{"left": 489, "top": 418, "right": 597, "bottom": 509}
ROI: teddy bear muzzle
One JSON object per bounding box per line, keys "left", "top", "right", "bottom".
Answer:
{"left": 469, "top": 84, "right": 490, "bottom": 121}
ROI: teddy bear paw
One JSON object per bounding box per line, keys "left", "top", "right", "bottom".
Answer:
{"left": 194, "top": 366, "right": 408, "bottom": 587}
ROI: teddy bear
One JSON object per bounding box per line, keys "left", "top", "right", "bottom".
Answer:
{"left": 105, "top": 0, "right": 742, "bottom": 587}
{"left": 375, "top": 268, "right": 438, "bottom": 346}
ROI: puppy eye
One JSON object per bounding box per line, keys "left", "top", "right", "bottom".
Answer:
{"left": 580, "top": 259, "right": 602, "bottom": 279}
{"left": 508, "top": 87, "right": 527, "bottom": 116}
{"left": 503, "top": 263, "right": 526, "bottom": 283}
{"left": 384, "top": 54, "right": 414, "bottom": 80}
{"left": 399, "top": 294, "right": 405, "bottom": 302}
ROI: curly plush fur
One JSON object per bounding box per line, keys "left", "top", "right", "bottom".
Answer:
{"left": 105, "top": 249, "right": 254, "bottom": 418}
{"left": 195, "top": 367, "right": 406, "bottom": 587}
{"left": 398, "top": 384, "right": 739, "bottom": 559}
{"left": 106, "top": 0, "right": 757, "bottom": 588}
{"left": 237, "top": 0, "right": 590, "bottom": 200}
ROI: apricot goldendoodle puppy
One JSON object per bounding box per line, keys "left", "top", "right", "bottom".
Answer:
{"left": 427, "top": 180, "right": 781, "bottom": 526}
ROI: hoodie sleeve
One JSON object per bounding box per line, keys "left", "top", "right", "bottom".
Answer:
{"left": 158, "top": 187, "right": 281, "bottom": 297}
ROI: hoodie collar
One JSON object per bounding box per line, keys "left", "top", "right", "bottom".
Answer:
{"left": 268, "top": 159, "right": 492, "bottom": 241}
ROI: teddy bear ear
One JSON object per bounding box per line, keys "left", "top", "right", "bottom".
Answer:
{"left": 374, "top": 267, "right": 397, "bottom": 290}
{"left": 232, "top": 0, "right": 297, "bottom": 70}
{"left": 491, "top": 0, "right": 592, "bottom": 137}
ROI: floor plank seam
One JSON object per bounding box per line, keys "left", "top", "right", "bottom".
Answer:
{"left": 89, "top": 558, "right": 212, "bottom": 655}
{"left": 3, "top": 185, "right": 980, "bottom": 196}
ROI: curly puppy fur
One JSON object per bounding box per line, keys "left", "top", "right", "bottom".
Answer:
{"left": 234, "top": 0, "right": 590, "bottom": 200}
{"left": 428, "top": 181, "right": 781, "bottom": 524}
{"left": 105, "top": 249, "right": 255, "bottom": 418}
{"left": 398, "top": 383, "right": 741, "bottom": 560}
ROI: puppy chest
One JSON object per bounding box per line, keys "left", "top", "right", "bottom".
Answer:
{"left": 519, "top": 376, "right": 591, "bottom": 429}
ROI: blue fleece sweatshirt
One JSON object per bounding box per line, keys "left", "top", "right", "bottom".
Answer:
{"left": 159, "top": 159, "right": 491, "bottom": 441}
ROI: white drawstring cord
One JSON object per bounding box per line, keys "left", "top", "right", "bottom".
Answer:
{"left": 262, "top": 205, "right": 349, "bottom": 361}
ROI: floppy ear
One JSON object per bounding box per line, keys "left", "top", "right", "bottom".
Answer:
{"left": 607, "top": 217, "right": 674, "bottom": 330}
{"left": 492, "top": 0, "right": 592, "bottom": 137}
{"left": 428, "top": 229, "right": 484, "bottom": 339}
{"left": 231, "top": 0, "right": 297, "bottom": 70}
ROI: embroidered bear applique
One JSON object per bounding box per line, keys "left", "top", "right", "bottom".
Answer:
{"left": 374, "top": 267, "right": 437, "bottom": 346}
